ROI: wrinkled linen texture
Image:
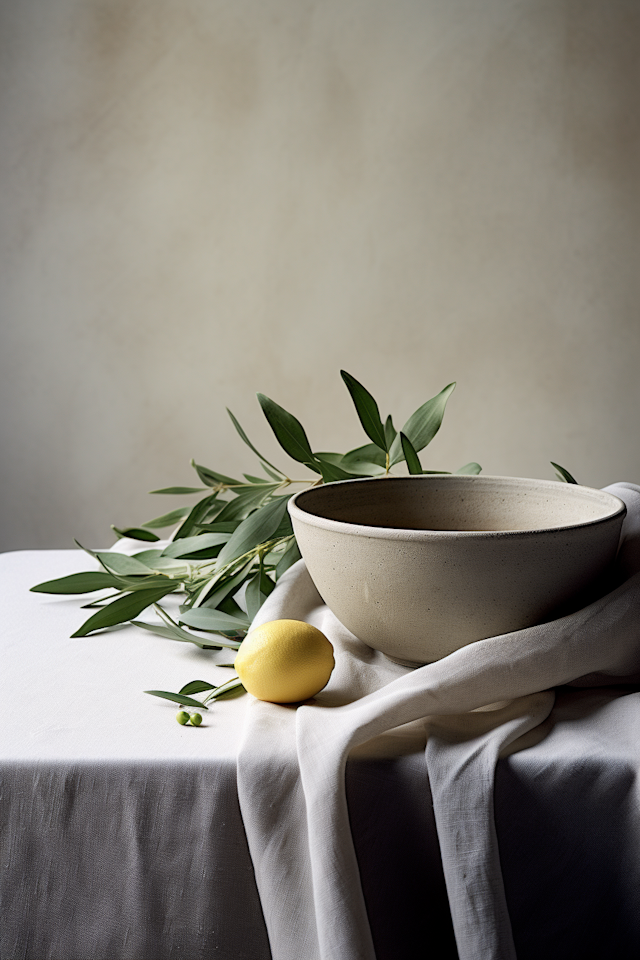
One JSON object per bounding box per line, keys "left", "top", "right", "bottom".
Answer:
{"left": 237, "top": 482, "right": 640, "bottom": 960}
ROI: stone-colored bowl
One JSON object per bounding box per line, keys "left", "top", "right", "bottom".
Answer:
{"left": 288, "top": 475, "right": 626, "bottom": 666}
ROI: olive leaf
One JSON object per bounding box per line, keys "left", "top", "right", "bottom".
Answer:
{"left": 343, "top": 443, "right": 387, "bottom": 467}
{"left": 389, "top": 382, "right": 456, "bottom": 466}
{"left": 111, "top": 526, "right": 160, "bottom": 542}
{"left": 257, "top": 393, "right": 321, "bottom": 472}
{"left": 261, "top": 463, "right": 283, "bottom": 481}
{"left": 198, "top": 560, "right": 255, "bottom": 611}
{"left": 213, "top": 484, "right": 280, "bottom": 524}
{"left": 274, "top": 538, "right": 302, "bottom": 578}
{"left": 202, "top": 677, "right": 245, "bottom": 702}
{"left": 191, "top": 462, "right": 241, "bottom": 487}
{"left": 129, "top": 554, "right": 189, "bottom": 574}
{"left": 179, "top": 680, "right": 217, "bottom": 695}
{"left": 227, "top": 408, "right": 286, "bottom": 477}
{"left": 400, "top": 433, "right": 423, "bottom": 475}
{"left": 173, "top": 494, "right": 219, "bottom": 540}
{"left": 216, "top": 495, "right": 291, "bottom": 567}
{"left": 340, "top": 370, "right": 387, "bottom": 451}
{"left": 551, "top": 462, "right": 578, "bottom": 484}
{"left": 314, "top": 455, "right": 357, "bottom": 483}
{"left": 30, "top": 571, "right": 121, "bottom": 594}
{"left": 384, "top": 415, "right": 397, "bottom": 449}
{"left": 162, "top": 532, "right": 230, "bottom": 559}
{"left": 149, "top": 486, "right": 207, "bottom": 495}
{"left": 456, "top": 462, "right": 482, "bottom": 475}
{"left": 194, "top": 521, "right": 241, "bottom": 534}
{"left": 141, "top": 507, "right": 191, "bottom": 529}
{"left": 312, "top": 452, "right": 344, "bottom": 466}
{"left": 131, "top": 619, "right": 224, "bottom": 649}
{"left": 245, "top": 567, "right": 276, "bottom": 621}
{"left": 179, "top": 607, "right": 251, "bottom": 634}
{"left": 144, "top": 689, "right": 210, "bottom": 709}
{"left": 152, "top": 603, "right": 241, "bottom": 650}
{"left": 94, "top": 552, "right": 154, "bottom": 576}
{"left": 71, "top": 584, "right": 178, "bottom": 637}
{"left": 341, "top": 443, "right": 387, "bottom": 475}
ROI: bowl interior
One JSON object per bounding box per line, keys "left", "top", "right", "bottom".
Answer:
{"left": 291, "top": 475, "right": 623, "bottom": 534}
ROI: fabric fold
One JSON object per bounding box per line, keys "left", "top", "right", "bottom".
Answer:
{"left": 237, "top": 482, "right": 640, "bottom": 960}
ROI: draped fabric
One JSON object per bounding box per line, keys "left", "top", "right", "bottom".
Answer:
{"left": 237, "top": 483, "right": 640, "bottom": 960}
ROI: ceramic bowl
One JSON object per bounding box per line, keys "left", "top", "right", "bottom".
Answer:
{"left": 288, "top": 475, "right": 626, "bottom": 666}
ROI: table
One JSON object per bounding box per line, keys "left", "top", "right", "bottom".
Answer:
{"left": 3, "top": 549, "right": 640, "bottom": 960}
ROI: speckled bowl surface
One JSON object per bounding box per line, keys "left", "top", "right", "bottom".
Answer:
{"left": 288, "top": 475, "right": 626, "bottom": 666}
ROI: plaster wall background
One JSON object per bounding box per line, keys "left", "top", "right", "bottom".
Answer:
{"left": 1, "top": 0, "right": 639, "bottom": 550}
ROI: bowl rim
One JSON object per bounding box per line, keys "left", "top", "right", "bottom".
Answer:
{"left": 288, "top": 474, "right": 627, "bottom": 540}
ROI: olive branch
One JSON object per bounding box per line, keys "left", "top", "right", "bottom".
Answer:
{"left": 30, "top": 370, "right": 574, "bottom": 711}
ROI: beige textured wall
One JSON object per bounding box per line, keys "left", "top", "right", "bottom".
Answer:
{"left": 1, "top": 0, "right": 639, "bottom": 551}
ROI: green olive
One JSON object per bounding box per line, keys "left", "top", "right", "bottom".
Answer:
{"left": 176, "top": 710, "right": 190, "bottom": 725}
{"left": 189, "top": 712, "right": 203, "bottom": 726}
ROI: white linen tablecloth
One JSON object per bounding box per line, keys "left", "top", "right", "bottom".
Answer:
{"left": 3, "top": 482, "right": 640, "bottom": 959}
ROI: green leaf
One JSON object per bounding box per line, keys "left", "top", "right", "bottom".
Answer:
{"left": 81, "top": 591, "right": 125, "bottom": 608}
{"left": 216, "top": 496, "right": 291, "bottom": 567}
{"left": 551, "top": 462, "right": 578, "bottom": 484}
{"left": 314, "top": 456, "right": 357, "bottom": 483}
{"left": 203, "top": 676, "right": 245, "bottom": 703}
{"left": 400, "top": 433, "right": 423, "bottom": 475}
{"left": 30, "top": 571, "right": 120, "bottom": 594}
{"left": 173, "top": 494, "right": 219, "bottom": 540}
{"left": 339, "top": 460, "right": 386, "bottom": 477}
{"left": 191, "top": 461, "right": 241, "bottom": 487}
{"left": 142, "top": 507, "right": 191, "bottom": 529}
{"left": 144, "top": 690, "right": 209, "bottom": 710}
{"left": 194, "top": 558, "right": 254, "bottom": 609}
{"left": 204, "top": 680, "right": 246, "bottom": 703}
{"left": 199, "top": 560, "right": 255, "bottom": 610}
{"left": 312, "top": 452, "right": 345, "bottom": 465}
{"left": 389, "top": 382, "right": 456, "bottom": 465}
{"left": 273, "top": 511, "right": 294, "bottom": 539}
{"left": 156, "top": 602, "right": 242, "bottom": 649}
{"left": 245, "top": 568, "right": 276, "bottom": 621}
{"left": 213, "top": 484, "right": 280, "bottom": 523}
{"left": 261, "top": 463, "right": 283, "bottom": 481}
{"left": 74, "top": 539, "right": 98, "bottom": 559}
{"left": 244, "top": 474, "right": 266, "bottom": 484}
{"left": 162, "top": 532, "right": 231, "bottom": 559}
{"left": 340, "top": 370, "right": 387, "bottom": 451}
{"left": 274, "top": 538, "right": 302, "bottom": 578}
{"left": 129, "top": 553, "right": 190, "bottom": 574}
{"left": 194, "top": 521, "right": 241, "bottom": 534}
{"left": 217, "top": 595, "right": 246, "bottom": 618}
{"left": 341, "top": 443, "right": 387, "bottom": 476}
{"left": 132, "top": 550, "right": 164, "bottom": 561}
{"left": 131, "top": 619, "right": 223, "bottom": 649}
{"left": 343, "top": 443, "right": 387, "bottom": 467}
{"left": 111, "top": 526, "right": 161, "bottom": 542}
{"left": 149, "top": 486, "right": 207, "bottom": 495}
{"left": 227, "top": 408, "right": 285, "bottom": 476}
{"left": 179, "top": 680, "right": 217, "bottom": 695}
{"left": 71, "top": 585, "right": 178, "bottom": 637}
{"left": 384, "top": 415, "right": 397, "bottom": 449}
{"left": 257, "top": 393, "right": 321, "bottom": 472}
{"left": 456, "top": 462, "right": 482, "bottom": 475}
{"left": 95, "top": 552, "right": 155, "bottom": 576}
{"left": 179, "top": 608, "right": 251, "bottom": 633}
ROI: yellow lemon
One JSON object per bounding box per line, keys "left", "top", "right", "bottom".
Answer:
{"left": 234, "top": 619, "right": 335, "bottom": 703}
